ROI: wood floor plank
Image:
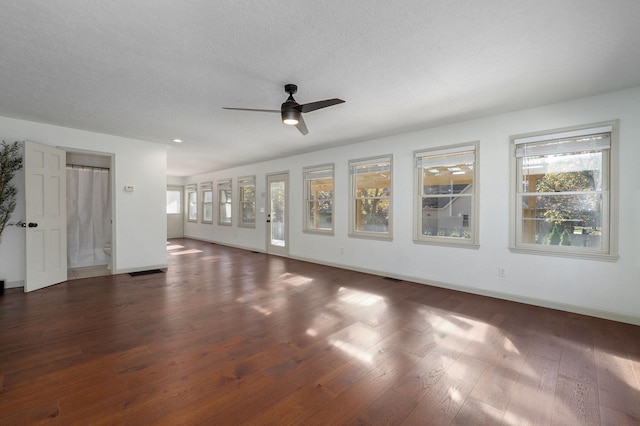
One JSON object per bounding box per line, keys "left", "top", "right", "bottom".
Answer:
{"left": 401, "top": 354, "right": 488, "bottom": 425}
{"left": 503, "top": 353, "right": 560, "bottom": 425}
{"left": 0, "top": 237, "right": 639, "bottom": 424}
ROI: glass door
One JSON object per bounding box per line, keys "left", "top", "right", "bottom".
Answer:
{"left": 266, "top": 172, "right": 289, "bottom": 256}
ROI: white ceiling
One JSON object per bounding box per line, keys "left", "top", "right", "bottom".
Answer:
{"left": 1, "top": 1, "right": 639, "bottom": 176}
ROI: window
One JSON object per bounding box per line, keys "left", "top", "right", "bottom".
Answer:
{"left": 166, "top": 189, "right": 181, "bottom": 214}
{"left": 349, "top": 155, "right": 392, "bottom": 239}
{"left": 511, "top": 121, "right": 618, "bottom": 260}
{"left": 186, "top": 184, "right": 198, "bottom": 222}
{"left": 415, "top": 143, "right": 478, "bottom": 245}
{"left": 217, "top": 179, "right": 232, "bottom": 225}
{"left": 303, "top": 164, "right": 334, "bottom": 234}
{"left": 238, "top": 176, "right": 256, "bottom": 227}
{"left": 201, "top": 182, "right": 213, "bottom": 224}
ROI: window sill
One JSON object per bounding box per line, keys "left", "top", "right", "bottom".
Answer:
{"left": 303, "top": 229, "right": 335, "bottom": 236}
{"left": 348, "top": 232, "right": 392, "bottom": 241}
{"left": 509, "top": 246, "right": 619, "bottom": 262}
{"left": 414, "top": 238, "right": 479, "bottom": 249}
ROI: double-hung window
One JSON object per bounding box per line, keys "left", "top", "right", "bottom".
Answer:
{"left": 217, "top": 179, "right": 232, "bottom": 225}
{"left": 415, "top": 142, "right": 478, "bottom": 245}
{"left": 201, "top": 182, "right": 213, "bottom": 224}
{"left": 349, "top": 155, "right": 392, "bottom": 239}
{"left": 238, "top": 176, "right": 256, "bottom": 227}
{"left": 511, "top": 121, "right": 618, "bottom": 260}
{"left": 186, "top": 184, "right": 197, "bottom": 222}
{"left": 303, "top": 164, "right": 335, "bottom": 234}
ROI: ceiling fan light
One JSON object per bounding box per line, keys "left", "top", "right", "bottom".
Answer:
{"left": 282, "top": 109, "right": 300, "bottom": 125}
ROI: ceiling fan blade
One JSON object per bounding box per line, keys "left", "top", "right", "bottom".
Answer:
{"left": 222, "top": 107, "right": 280, "bottom": 113}
{"left": 295, "top": 115, "right": 309, "bottom": 135}
{"left": 296, "top": 98, "right": 345, "bottom": 113}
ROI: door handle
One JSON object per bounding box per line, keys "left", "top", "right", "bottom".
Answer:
{"left": 28, "top": 222, "right": 38, "bottom": 228}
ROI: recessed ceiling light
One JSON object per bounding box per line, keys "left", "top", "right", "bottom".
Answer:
{"left": 172, "top": 139, "right": 183, "bottom": 143}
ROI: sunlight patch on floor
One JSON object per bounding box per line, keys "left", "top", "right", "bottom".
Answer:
{"left": 280, "top": 272, "right": 313, "bottom": 287}
{"left": 169, "top": 249, "right": 203, "bottom": 256}
{"left": 337, "top": 287, "right": 385, "bottom": 307}
{"left": 166, "top": 244, "right": 184, "bottom": 251}
{"left": 329, "top": 339, "right": 373, "bottom": 364}
{"left": 251, "top": 304, "right": 272, "bottom": 316}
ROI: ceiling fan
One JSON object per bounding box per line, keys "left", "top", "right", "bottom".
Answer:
{"left": 222, "top": 84, "right": 345, "bottom": 135}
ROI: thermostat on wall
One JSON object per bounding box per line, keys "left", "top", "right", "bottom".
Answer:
{"left": 124, "top": 185, "right": 134, "bottom": 192}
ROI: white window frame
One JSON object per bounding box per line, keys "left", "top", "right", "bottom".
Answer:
{"left": 510, "top": 120, "right": 619, "bottom": 261}
{"left": 414, "top": 142, "right": 479, "bottom": 247}
{"left": 217, "top": 179, "right": 232, "bottom": 226}
{"left": 237, "top": 175, "right": 256, "bottom": 228}
{"left": 303, "top": 164, "right": 335, "bottom": 235}
{"left": 186, "top": 184, "right": 198, "bottom": 223}
{"left": 200, "top": 182, "right": 213, "bottom": 224}
{"left": 349, "top": 155, "right": 393, "bottom": 240}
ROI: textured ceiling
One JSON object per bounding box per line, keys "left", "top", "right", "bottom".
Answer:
{"left": 1, "top": 1, "right": 639, "bottom": 176}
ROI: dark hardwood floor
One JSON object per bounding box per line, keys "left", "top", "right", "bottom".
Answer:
{"left": 1, "top": 238, "right": 639, "bottom": 425}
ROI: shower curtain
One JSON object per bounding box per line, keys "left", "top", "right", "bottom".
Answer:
{"left": 66, "top": 166, "right": 112, "bottom": 268}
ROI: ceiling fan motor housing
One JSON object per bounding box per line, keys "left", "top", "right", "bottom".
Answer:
{"left": 281, "top": 101, "right": 301, "bottom": 124}
{"left": 284, "top": 84, "right": 298, "bottom": 95}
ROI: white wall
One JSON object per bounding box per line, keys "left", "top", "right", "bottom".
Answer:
{"left": 183, "top": 87, "right": 640, "bottom": 324}
{"left": 0, "top": 116, "right": 168, "bottom": 286}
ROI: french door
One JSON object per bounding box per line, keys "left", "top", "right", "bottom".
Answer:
{"left": 266, "top": 172, "right": 288, "bottom": 256}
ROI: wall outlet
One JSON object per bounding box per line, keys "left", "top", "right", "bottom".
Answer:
{"left": 340, "top": 247, "right": 345, "bottom": 255}
{"left": 498, "top": 267, "right": 507, "bottom": 278}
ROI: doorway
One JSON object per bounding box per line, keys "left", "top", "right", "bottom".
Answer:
{"left": 266, "top": 172, "right": 289, "bottom": 256}
{"left": 167, "top": 185, "right": 184, "bottom": 238}
{"left": 66, "top": 151, "right": 113, "bottom": 280}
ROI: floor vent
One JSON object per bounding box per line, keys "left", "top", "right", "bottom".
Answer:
{"left": 384, "top": 277, "right": 402, "bottom": 282}
{"left": 129, "top": 269, "right": 164, "bottom": 277}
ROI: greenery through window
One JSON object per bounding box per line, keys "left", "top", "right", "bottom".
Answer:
{"left": 415, "top": 143, "right": 477, "bottom": 245}
{"left": 217, "top": 179, "right": 232, "bottom": 225}
{"left": 303, "top": 164, "right": 334, "bottom": 234}
{"left": 349, "top": 155, "right": 392, "bottom": 239}
{"left": 238, "top": 176, "right": 256, "bottom": 227}
{"left": 513, "top": 122, "right": 617, "bottom": 259}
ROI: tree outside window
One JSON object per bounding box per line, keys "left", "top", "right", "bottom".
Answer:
{"left": 349, "top": 156, "right": 392, "bottom": 239}
{"left": 513, "top": 122, "right": 617, "bottom": 260}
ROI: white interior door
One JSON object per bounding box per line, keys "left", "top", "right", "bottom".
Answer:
{"left": 266, "top": 172, "right": 288, "bottom": 256}
{"left": 24, "top": 141, "right": 67, "bottom": 292}
{"left": 166, "top": 185, "right": 184, "bottom": 238}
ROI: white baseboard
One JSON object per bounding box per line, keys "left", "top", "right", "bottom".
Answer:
{"left": 289, "top": 254, "right": 640, "bottom": 326}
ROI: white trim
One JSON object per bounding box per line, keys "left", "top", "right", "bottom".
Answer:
{"left": 513, "top": 125, "right": 613, "bottom": 145}
{"left": 414, "top": 141, "right": 479, "bottom": 246}
{"left": 217, "top": 178, "right": 232, "bottom": 226}
{"left": 288, "top": 253, "right": 639, "bottom": 326}
{"left": 303, "top": 163, "right": 335, "bottom": 235}
{"left": 509, "top": 120, "right": 619, "bottom": 260}
{"left": 237, "top": 175, "right": 256, "bottom": 228}
{"left": 348, "top": 154, "right": 393, "bottom": 240}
